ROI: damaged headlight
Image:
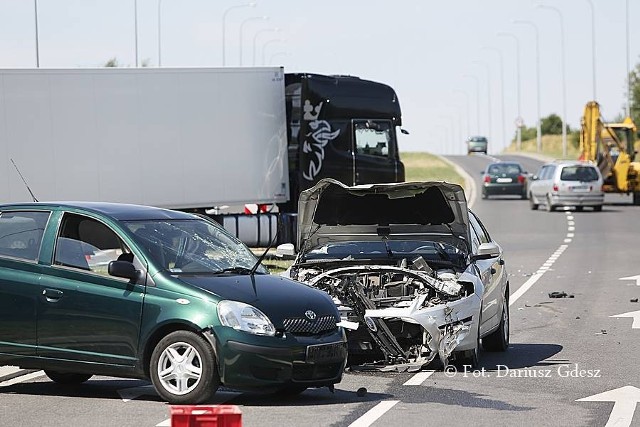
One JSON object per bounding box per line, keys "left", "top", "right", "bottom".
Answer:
{"left": 217, "top": 300, "right": 276, "bottom": 336}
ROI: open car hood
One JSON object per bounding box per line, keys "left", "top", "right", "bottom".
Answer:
{"left": 297, "top": 179, "right": 471, "bottom": 256}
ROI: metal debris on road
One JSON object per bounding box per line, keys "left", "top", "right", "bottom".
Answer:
{"left": 356, "top": 387, "right": 367, "bottom": 397}
{"left": 548, "top": 291, "right": 574, "bottom": 298}
{"left": 631, "top": 298, "right": 639, "bottom": 303}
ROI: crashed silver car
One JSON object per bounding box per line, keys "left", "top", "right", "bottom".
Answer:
{"left": 285, "top": 179, "right": 509, "bottom": 369}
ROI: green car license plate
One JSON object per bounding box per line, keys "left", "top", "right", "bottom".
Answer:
{"left": 306, "top": 342, "right": 345, "bottom": 363}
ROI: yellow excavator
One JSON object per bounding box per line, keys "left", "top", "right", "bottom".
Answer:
{"left": 579, "top": 101, "right": 640, "bottom": 205}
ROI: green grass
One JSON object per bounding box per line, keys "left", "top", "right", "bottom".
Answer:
{"left": 503, "top": 135, "right": 580, "bottom": 160}
{"left": 401, "top": 152, "right": 464, "bottom": 186}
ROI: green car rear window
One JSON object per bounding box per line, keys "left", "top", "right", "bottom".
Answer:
{"left": 0, "top": 211, "right": 50, "bottom": 262}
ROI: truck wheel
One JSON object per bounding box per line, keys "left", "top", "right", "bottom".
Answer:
{"left": 150, "top": 330, "right": 219, "bottom": 404}
{"left": 593, "top": 205, "right": 603, "bottom": 212}
{"left": 45, "top": 371, "right": 92, "bottom": 384}
{"left": 633, "top": 192, "right": 640, "bottom": 206}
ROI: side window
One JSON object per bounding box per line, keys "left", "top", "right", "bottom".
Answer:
{"left": 54, "top": 213, "right": 131, "bottom": 276}
{"left": 354, "top": 120, "right": 392, "bottom": 158}
{"left": 545, "top": 165, "right": 557, "bottom": 180}
{"left": 469, "top": 211, "right": 491, "bottom": 243}
{"left": 469, "top": 223, "right": 480, "bottom": 253}
{"left": 0, "top": 211, "right": 50, "bottom": 261}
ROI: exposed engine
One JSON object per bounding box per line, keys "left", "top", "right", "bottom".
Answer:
{"left": 291, "top": 257, "right": 475, "bottom": 367}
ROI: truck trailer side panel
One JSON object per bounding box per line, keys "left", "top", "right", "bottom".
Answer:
{"left": 0, "top": 67, "right": 289, "bottom": 209}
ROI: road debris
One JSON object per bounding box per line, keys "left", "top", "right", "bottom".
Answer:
{"left": 356, "top": 387, "right": 367, "bottom": 397}
{"left": 631, "top": 298, "right": 639, "bottom": 303}
{"left": 548, "top": 291, "right": 574, "bottom": 298}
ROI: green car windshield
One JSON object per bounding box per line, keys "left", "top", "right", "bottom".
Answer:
{"left": 124, "top": 219, "right": 267, "bottom": 275}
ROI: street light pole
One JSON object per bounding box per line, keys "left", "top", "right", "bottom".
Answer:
{"left": 158, "top": 0, "right": 163, "bottom": 66}
{"left": 473, "top": 60, "right": 493, "bottom": 150}
{"left": 252, "top": 28, "right": 279, "bottom": 66}
{"left": 222, "top": 2, "right": 256, "bottom": 66}
{"left": 453, "top": 90, "right": 471, "bottom": 138}
{"left": 261, "top": 38, "right": 284, "bottom": 66}
{"left": 239, "top": 16, "right": 268, "bottom": 66}
{"left": 482, "top": 47, "right": 506, "bottom": 153}
{"left": 34, "top": 0, "right": 40, "bottom": 67}
{"left": 538, "top": 4, "right": 567, "bottom": 158}
{"left": 514, "top": 20, "right": 542, "bottom": 153}
{"left": 497, "top": 32, "right": 522, "bottom": 151}
{"left": 134, "top": 0, "right": 139, "bottom": 67}
{"left": 626, "top": 0, "right": 631, "bottom": 117}
{"left": 462, "top": 75, "right": 481, "bottom": 135}
{"left": 586, "top": 0, "right": 597, "bottom": 100}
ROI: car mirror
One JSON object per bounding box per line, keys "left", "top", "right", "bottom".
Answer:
{"left": 471, "top": 242, "right": 500, "bottom": 261}
{"left": 275, "top": 243, "right": 296, "bottom": 258}
{"left": 108, "top": 260, "right": 140, "bottom": 281}
{"left": 531, "top": 175, "right": 538, "bottom": 181}
{"left": 400, "top": 128, "right": 410, "bottom": 135}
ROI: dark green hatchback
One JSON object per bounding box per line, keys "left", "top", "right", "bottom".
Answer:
{"left": 0, "top": 202, "right": 346, "bottom": 403}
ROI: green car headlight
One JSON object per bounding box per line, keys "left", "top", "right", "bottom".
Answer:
{"left": 217, "top": 300, "right": 276, "bottom": 336}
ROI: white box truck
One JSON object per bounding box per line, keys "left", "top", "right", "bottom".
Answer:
{"left": 0, "top": 68, "right": 406, "bottom": 246}
{"left": 0, "top": 67, "right": 289, "bottom": 209}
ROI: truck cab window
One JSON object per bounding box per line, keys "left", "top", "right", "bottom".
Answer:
{"left": 354, "top": 120, "right": 392, "bottom": 158}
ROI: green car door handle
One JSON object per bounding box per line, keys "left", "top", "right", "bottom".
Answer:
{"left": 43, "top": 288, "right": 63, "bottom": 302}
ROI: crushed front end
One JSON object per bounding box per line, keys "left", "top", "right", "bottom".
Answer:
{"left": 291, "top": 258, "right": 482, "bottom": 369}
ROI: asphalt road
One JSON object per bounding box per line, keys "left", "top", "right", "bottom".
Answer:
{"left": 2, "top": 153, "right": 639, "bottom": 427}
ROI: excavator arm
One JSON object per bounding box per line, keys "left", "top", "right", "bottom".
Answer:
{"left": 579, "top": 101, "right": 639, "bottom": 196}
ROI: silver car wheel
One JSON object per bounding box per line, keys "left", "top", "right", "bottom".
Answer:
{"left": 502, "top": 304, "right": 509, "bottom": 344}
{"left": 157, "top": 341, "right": 203, "bottom": 396}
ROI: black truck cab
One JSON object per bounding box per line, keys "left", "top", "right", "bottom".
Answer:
{"left": 282, "top": 73, "right": 405, "bottom": 211}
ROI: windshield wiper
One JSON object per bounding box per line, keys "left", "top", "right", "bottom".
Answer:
{"left": 249, "top": 226, "right": 279, "bottom": 275}
{"left": 213, "top": 266, "right": 257, "bottom": 275}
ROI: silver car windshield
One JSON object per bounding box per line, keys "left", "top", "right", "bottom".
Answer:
{"left": 124, "top": 219, "right": 266, "bottom": 275}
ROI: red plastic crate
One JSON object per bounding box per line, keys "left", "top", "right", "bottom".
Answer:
{"left": 170, "top": 405, "right": 242, "bottom": 427}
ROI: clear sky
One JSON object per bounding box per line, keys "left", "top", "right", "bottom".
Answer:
{"left": 1, "top": 0, "right": 638, "bottom": 155}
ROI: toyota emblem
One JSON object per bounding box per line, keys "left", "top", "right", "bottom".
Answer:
{"left": 305, "top": 310, "right": 317, "bottom": 321}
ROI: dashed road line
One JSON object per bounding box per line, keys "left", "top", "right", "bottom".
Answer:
{"left": 0, "top": 370, "right": 44, "bottom": 387}
{"left": 511, "top": 211, "right": 576, "bottom": 305}
{"left": 403, "top": 370, "right": 435, "bottom": 386}
{"left": 348, "top": 400, "right": 400, "bottom": 427}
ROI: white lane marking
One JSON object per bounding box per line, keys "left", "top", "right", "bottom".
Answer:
{"left": 118, "top": 384, "right": 156, "bottom": 402}
{"left": 567, "top": 233, "right": 575, "bottom": 238}
{"left": 568, "top": 226, "right": 575, "bottom": 231}
{"left": 568, "top": 221, "right": 575, "bottom": 226}
{"left": 577, "top": 386, "right": 640, "bottom": 427}
{"left": 610, "top": 310, "right": 640, "bottom": 329}
{"left": 0, "top": 366, "right": 21, "bottom": 377}
{"left": 349, "top": 401, "right": 400, "bottom": 427}
{"left": 567, "top": 215, "right": 574, "bottom": 220}
{"left": 403, "top": 370, "right": 435, "bottom": 386}
{"left": 564, "top": 239, "right": 572, "bottom": 243}
{"left": 0, "top": 371, "right": 44, "bottom": 387}
{"left": 511, "top": 244, "right": 570, "bottom": 306}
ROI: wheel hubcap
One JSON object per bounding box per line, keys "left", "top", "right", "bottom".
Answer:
{"left": 157, "top": 342, "right": 203, "bottom": 395}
